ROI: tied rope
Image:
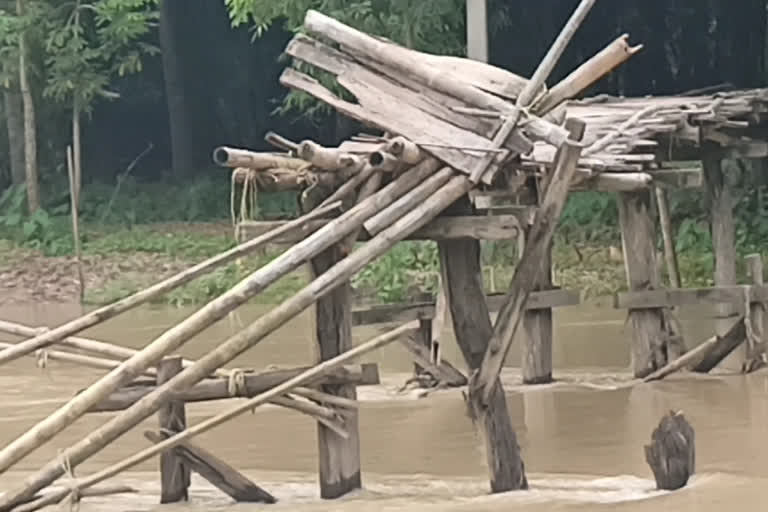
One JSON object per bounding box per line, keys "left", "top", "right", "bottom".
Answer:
{"left": 58, "top": 451, "right": 81, "bottom": 512}
{"left": 35, "top": 348, "right": 49, "bottom": 369}
{"left": 227, "top": 369, "right": 258, "bottom": 415}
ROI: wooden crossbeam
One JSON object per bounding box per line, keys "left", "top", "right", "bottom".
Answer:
{"left": 614, "top": 285, "right": 768, "bottom": 309}
{"left": 351, "top": 289, "right": 580, "bottom": 326}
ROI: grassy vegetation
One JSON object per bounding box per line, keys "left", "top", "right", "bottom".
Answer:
{"left": 2, "top": 174, "right": 768, "bottom": 307}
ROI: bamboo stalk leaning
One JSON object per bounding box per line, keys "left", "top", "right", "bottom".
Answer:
{"left": 15, "top": 322, "right": 419, "bottom": 512}
{"left": 0, "top": 159, "right": 441, "bottom": 488}
{"left": 0, "top": 200, "right": 343, "bottom": 370}
{"left": 0, "top": 174, "right": 473, "bottom": 510}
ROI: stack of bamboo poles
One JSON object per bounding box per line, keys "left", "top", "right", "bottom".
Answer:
{"left": 0, "top": 1, "right": 642, "bottom": 508}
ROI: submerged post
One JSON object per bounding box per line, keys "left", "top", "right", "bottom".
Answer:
{"left": 745, "top": 253, "right": 767, "bottom": 371}
{"left": 310, "top": 245, "right": 361, "bottom": 499}
{"left": 617, "top": 191, "right": 670, "bottom": 377}
{"left": 156, "top": 357, "right": 189, "bottom": 503}
{"left": 521, "top": 235, "right": 554, "bottom": 384}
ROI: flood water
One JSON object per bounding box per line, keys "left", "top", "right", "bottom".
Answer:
{"left": 0, "top": 299, "right": 766, "bottom": 511}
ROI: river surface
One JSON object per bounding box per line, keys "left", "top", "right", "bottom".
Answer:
{"left": 0, "top": 300, "right": 766, "bottom": 511}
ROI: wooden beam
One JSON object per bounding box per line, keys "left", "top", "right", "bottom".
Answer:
{"left": 237, "top": 214, "right": 522, "bottom": 244}
{"left": 88, "top": 364, "right": 379, "bottom": 413}
{"left": 144, "top": 430, "right": 276, "bottom": 503}
{"left": 310, "top": 245, "right": 361, "bottom": 500}
{"left": 651, "top": 168, "right": 703, "bottom": 189}
{"left": 351, "top": 289, "right": 580, "bottom": 326}
{"left": 156, "top": 357, "right": 189, "bottom": 504}
{"left": 615, "top": 285, "right": 768, "bottom": 309}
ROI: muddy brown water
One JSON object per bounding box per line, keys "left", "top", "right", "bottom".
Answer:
{"left": 0, "top": 301, "right": 766, "bottom": 511}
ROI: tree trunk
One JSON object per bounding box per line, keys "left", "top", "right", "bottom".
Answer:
{"left": 159, "top": 0, "right": 196, "bottom": 176}
{"left": 4, "top": 88, "right": 25, "bottom": 185}
{"left": 17, "top": 0, "right": 39, "bottom": 212}
{"left": 72, "top": 100, "right": 82, "bottom": 205}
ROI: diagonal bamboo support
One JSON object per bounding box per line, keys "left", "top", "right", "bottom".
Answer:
{"left": 0, "top": 162, "right": 439, "bottom": 477}
{"left": 13, "top": 322, "right": 420, "bottom": 512}
{"left": 0, "top": 173, "right": 472, "bottom": 510}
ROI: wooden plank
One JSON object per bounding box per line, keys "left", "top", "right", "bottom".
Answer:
{"left": 310, "top": 245, "right": 361, "bottom": 499}
{"left": 238, "top": 214, "right": 522, "bottom": 244}
{"left": 88, "top": 364, "right": 379, "bottom": 413}
{"left": 156, "top": 357, "right": 189, "bottom": 504}
{"left": 351, "top": 289, "right": 580, "bottom": 326}
{"left": 614, "top": 285, "right": 768, "bottom": 309}
{"left": 398, "top": 324, "right": 467, "bottom": 387}
{"left": 144, "top": 431, "right": 276, "bottom": 503}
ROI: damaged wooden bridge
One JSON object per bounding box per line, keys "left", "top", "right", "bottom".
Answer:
{"left": 0, "top": 0, "right": 766, "bottom": 509}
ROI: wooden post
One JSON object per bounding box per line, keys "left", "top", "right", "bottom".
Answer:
{"left": 617, "top": 191, "right": 669, "bottom": 378}
{"left": 466, "top": 0, "right": 488, "bottom": 63}
{"left": 156, "top": 357, "right": 189, "bottom": 503}
{"left": 703, "top": 155, "right": 741, "bottom": 368}
{"left": 654, "top": 186, "right": 681, "bottom": 289}
{"left": 745, "top": 254, "right": 767, "bottom": 371}
{"left": 413, "top": 318, "right": 433, "bottom": 378}
{"left": 521, "top": 235, "right": 553, "bottom": 384}
{"left": 437, "top": 196, "right": 527, "bottom": 493}
{"left": 310, "top": 245, "right": 361, "bottom": 499}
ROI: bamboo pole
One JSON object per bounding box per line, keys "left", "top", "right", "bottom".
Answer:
{"left": 66, "top": 145, "right": 85, "bottom": 303}
{"left": 0, "top": 341, "right": 156, "bottom": 377}
{"left": 319, "top": 163, "right": 378, "bottom": 207}
{"left": 0, "top": 200, "right": 343, "bottom": 370}
{"left": 298, "top": 140, "right": 361, "bottom": 170}
{"left": 468, "top": 0, "right": 595, "bottom": 183}
{"left": 0, "top": 167, "right": 436, "bottom": 475}
{"left": 0, "top": 171, "right": 468, "bottom": 508}
{"left": 642, "top": 335, "right": 720, "bottom": 382}
{"left": 212, "top": 146, "right": 307, "bottom": 170}
{"left": 16, "top": 322, "right": 419, "bottom": 512}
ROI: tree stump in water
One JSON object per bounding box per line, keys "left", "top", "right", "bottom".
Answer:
{"left": 644, "top": 411, "right": 695, "bottom": 491}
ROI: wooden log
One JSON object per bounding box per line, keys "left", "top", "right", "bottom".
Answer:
{"left": 212, "top": 146, "right": 306, "bottom": 170}
{"left": 473, "top": 119, "right": 586, "bottom": 404}
{"left": 310, "top": 245, "right": 361, "bottom": 499}
{"left": 533, "top": 34, "right": 643, "bottom": 114}
{"left": 703, "top": 155, "right": 738, "bottom": 322}
{"left": 0, "top": 164, "right": 440, "bottom": 476}
{"left": 655, "top": 186, "right": 682, "bottom": 288}
{"left": 363, "top": 167, "right": 455, "bottom": 236}
{"left": 0, "top": 175, "right": 473, "bottom": 510}
{"left": 691, "top": 317, "right": 747, "bottom": 373}
{"left": 437, "top": 196, "right": 527, "bottom": 492}
{"left": 744, "top": 254, "right": 767, "bottom": 371}
{"left": 614, "top": 285, "right": 768, "bottom": 309}
{"left": 642, "top": 332, "right": 724, "bottom": 382}
{"left": 340, "top": 169, "right": 384, "bottom": 253}
{"left": 156, "top": 357, "right": 189, "bottom": 504}
{"left": 319, "top": 163, "right": 379, "bottom": 208}
{"left": 301, "top": 11, "right": 570, "bottom": 152}
{"left": 644, "top": 411, "right": 695, "bottom": 491}
{"left": 398, "top": 323, "right": 467, "bottom": 387}
{"left": 145, "top": 430, "right": 276, "bottom": 503}
{"left": 0, "top": 341, "right": 156, "bottom": 377}
{"left": 384, "top": 136, "right": 424, "bottom": 164}
{"left": 238, "top": 213, "right": 522, "bottom": 244}
{"left": 14, "top": 486, "right": 138, "bottom": 512}
{"left": 88, "top": 364, "right": 379, "bottom": 412}
{"left": 16, "top": 322, "right": 420, "bottom": 512}
{"left": 367, "top": 150, "right": 400, "bottom": 172}
{"left": 264, "top": 131, "right": 298, "bottom": 153}
{"left": 469, "top": 0, "right": 596, "bottom": 183}
{"left": 0, "top": 200, "right": 342, "bottom": 370}
{"left": 298, "top": 140, "right": 362, "bottom": 171}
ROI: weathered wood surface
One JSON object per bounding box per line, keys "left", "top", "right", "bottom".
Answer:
{"left": 144, "top": 431, "right": 276, "bottom": 504}
{"left": 691, "top": 316, "right": 747, "bottom": 373}
{"left": 156, "top": 357, "right": 189, "bottom": 504}
{"left": 437, "top": 199, "right": 528, "bottom": 492}
{"left": 744, "top": 254, "right": 767, "bottom": 371}
{"left": 238, "top": 214, "right": 522, "bottom": 244}
{"left": 351, "top": 289, "right": 580, "bottom": 326}
{"left": 474, "top": 118, "right": 586, "bottom": 404}
{"left": 15, "top": 322, "right": 420, "bottom": 512}
{"left": 0, "top": 173, "right": 473, "bottom": 510}
{"left": 644, "top": 411, "right": 695, "bottom": 491}
{"left": 614, "top": 285, "right": 768, "bottom": 309}
{"left": 617, "top": 190, "right": 674, "bottom": 378}
{"left": 655, "top": 186, "right": 682, "bottom": 288}
{"left": 398, "top": 323, "right": 467, "bottom": 387}
{"left": 310, "top": 246, "right": 361, "bottom": 499}
{"left": 521, "top": 236, "right": 554, "bottom": 384}
{"left": 88, "top": 364, "right": 379, "bottom": 412}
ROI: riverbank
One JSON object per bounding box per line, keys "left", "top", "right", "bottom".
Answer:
{"left": 0, "top": 219, "right": 717, "bottom": 308}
